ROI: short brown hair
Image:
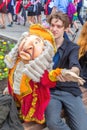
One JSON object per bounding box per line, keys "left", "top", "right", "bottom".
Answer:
{"left": 47, "top": 11, "right": 70, "bottom": 29}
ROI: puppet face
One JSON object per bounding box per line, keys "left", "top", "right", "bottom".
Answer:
{"left": 18, "top": 35, "right": 44, "bottom": 62}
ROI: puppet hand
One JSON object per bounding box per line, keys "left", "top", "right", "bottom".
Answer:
{"left": 61, "top": 69, "right": 85, "bottom": 85}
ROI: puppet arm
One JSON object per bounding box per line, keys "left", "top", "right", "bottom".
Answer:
{"left": 49, "top": 68, "right": 62, "bottom": 82}
{"left": 40, "top": 70, "right": 56, "bottom": 88}
{"left": 48, "top": 68, "right": 85, "bottom": 85}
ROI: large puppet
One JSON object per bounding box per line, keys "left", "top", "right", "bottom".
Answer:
{"left": 4, "top": 24, "right": 85, "bottom": 124}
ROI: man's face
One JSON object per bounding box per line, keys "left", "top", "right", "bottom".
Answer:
{"left": 50, "top": 18, "right": 65, "bottom": 39}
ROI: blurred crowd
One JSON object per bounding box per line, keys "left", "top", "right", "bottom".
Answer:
{"left": 0, "top": 0, "right": 86, "bottom": 40}
{"left": 0, "top": 0, "right": 83, "bottom": 28}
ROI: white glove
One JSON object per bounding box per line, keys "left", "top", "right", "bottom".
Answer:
{"left": 61, "top": 69, "right": 85, "bottom": 85}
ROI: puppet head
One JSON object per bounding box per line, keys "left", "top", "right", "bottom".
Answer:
{"left": 18, "top": 35, "right": 44, "bottom": 62}
{"left": 18, "top": 24, "right": 56, "bottom": 63}
{"left": 4, "top": 24, "right": 56, "bottom": 68}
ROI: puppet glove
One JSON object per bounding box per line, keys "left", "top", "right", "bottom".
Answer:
{"left": 61, "top": 69, "right": 85, "bottom": 85}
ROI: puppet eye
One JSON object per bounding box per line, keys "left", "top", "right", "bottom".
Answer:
{"left": 34, "top": 41, "right": 39, "bottom": 44}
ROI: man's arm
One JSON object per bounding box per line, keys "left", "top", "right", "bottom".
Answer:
{"left": 70, "top": 67, "right": 80, "bottom": 76}
{"left": 69, "top": 45, "right": 81, "bottom": 76}
{"left": 56, "top": 45, "right": 81, "bottom": 82}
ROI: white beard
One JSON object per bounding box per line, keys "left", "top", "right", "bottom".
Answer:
{"left": 13, "top": 61, "right": 24, "bottom": 94}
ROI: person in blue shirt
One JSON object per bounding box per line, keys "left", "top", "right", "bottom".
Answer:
{"left": 45, "top": 11, "right": 87, "bottom": 130}
{"left": 52, "top": 0, "right": 69, "bottom": 13}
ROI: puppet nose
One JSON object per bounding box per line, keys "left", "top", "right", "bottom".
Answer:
{"left": 26, "top": 45, "right": 34, "bottom": 53}
{"left": 28, "top": 45, "right": 33, "bottom": 50}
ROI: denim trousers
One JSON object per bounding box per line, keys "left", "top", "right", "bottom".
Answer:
{"left": 45, "top": 90, "right": 87, "bottom": 130}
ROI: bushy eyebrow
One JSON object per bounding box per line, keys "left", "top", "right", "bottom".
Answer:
{"left": 35, "top": 37, "right": 42, "bottom": 42}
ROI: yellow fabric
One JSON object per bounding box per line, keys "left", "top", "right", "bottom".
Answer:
{"left": 8, "top": 57, "right": 32, "bottom": 98}
{"left": 29, "top": 24, "right": 57, "bottom": 53}
{"left": 49, "top": 68, "right": 62, "bottom": 81}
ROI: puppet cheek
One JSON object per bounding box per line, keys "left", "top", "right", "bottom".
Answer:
{"left": 33, "top": 48, "right": 43, "bottom": 59}
{"left": 33, "top": 43, "right": 44, "bottom": 59}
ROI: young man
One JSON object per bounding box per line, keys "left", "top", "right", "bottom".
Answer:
{"left": 45, "top": 11, "right": 87, "bottom": 130}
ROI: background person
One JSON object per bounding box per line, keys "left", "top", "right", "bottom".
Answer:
{"left": 0, "top": 0, "right": 7, "bottom": 29}
{"left": 7, "top": 0, "right": 15, "bottom": 27}
{"left": 77, "top": 21, "right": 87, "bottom": 108}
{"left": 77, "top": 0, "right": 84, "bottom": 25}
{"left": 24, "top": 0, "right": 36, "bottom": 25}
{"left": 45, "top": 11, "right": 87, "bottom": 130}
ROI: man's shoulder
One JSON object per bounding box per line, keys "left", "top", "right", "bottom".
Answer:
{"left": 65, "top": 39, "right": 79, "bottom": 49}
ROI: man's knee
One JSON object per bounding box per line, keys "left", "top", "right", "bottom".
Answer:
{"left": 74, "top": 126, "right": 87, "bottom": 130}
{"left": 46, "top": 118, "right": 58, "bottom": 129}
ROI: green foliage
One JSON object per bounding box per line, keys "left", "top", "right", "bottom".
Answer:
{"left": 0, "top": 39, "right": 15, "bottom": 80}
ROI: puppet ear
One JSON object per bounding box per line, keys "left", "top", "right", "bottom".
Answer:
{"left": 18, "top": 32, "right": 30, "bottom": 52}
{"left": 18, "top": 38, "right": 26, "bottom": 52}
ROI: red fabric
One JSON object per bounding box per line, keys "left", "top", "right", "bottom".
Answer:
{"left": 0, "top": 2, "right": 5, "bottom": 10}
{"left": 15, "top": 0, "right": 22, "bottom": 14}
{"left": 21, "top": 70, "right": 56, "bottom": 121}
{"left": 24, "top": 2, "right": 31, "bottom": 9}
{"left": 0, "top": 0, "right": 10, "bottom": 10}
{"left": 8, "top": 79, "right": 13, "bottom": 95}
{"left": 8, "top": 69, "right": 56, "bottom": 123}
{"left": 7, "top": 0, "right": 10, "bottom": 4}
{"left": 40, "top": 70, "right": 56, "bottom": 88}
{"left": 44, "top": 0, "right": 51, "bottom": 15}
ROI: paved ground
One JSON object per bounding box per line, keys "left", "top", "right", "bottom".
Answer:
{"left": 0, "top": 21, "right": 29, "bottom": 41}
{"left": 0, "top": 13, "right": 46, "bottom": 41}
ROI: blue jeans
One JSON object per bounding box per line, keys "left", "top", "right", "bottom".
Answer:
{"left": 45, "top": 90, "right": 87, "bottom": 130}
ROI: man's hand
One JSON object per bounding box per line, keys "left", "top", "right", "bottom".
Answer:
{"left": 57, "top": 74, "right": 67, "bottom": 82}
{"left": 61, "top": 69, "right": 85, "bottom": 85}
